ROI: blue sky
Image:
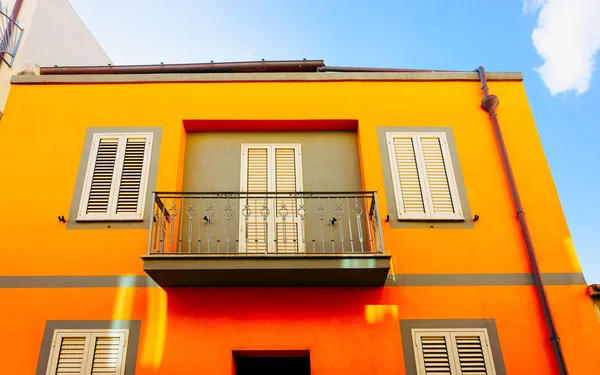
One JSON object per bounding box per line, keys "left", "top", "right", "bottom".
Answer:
{"left": 70, "top": 0, "right": 600, "bottom": 281}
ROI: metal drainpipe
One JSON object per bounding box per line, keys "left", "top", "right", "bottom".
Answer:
{"left": 476, "top": 66, "right": 568, "bottom": 375}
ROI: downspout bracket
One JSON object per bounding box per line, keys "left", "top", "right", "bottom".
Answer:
{"left": 481, "top": 94, "right": 499, "bottom": 113}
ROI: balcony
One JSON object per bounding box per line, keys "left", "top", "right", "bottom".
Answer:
{"left": 142, "top": 192, "right": 391, "bottom": 286}
{"left": 0, "top": 8, "right": 23, "bottom": 67}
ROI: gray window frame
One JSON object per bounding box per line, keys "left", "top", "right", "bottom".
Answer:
{"left": 399, "top": 319, "right": 506, "bottom": 375}
{"left": 377, "top": 126, "right": 473, "bottom": 229}
{"left": 67, "top": 127, "right": 162, "bottom": 229}
{"left": 36, "top": 320, "right": 141, "bottom": 375}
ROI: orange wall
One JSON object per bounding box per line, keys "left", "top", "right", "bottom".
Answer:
{"left": 0, "top": 77, "right": 598, "bottom": 374}
{"left": 0, "top": 79, "right": 580, "bottom": 276}
{"left": 0, "top": 286, "right": 580, "bottom": 375}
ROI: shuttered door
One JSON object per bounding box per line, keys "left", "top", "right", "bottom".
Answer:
{"left": 391, "top": 137, "right": 426, "bottom": 217}
{"left": 86, "top": 138, "right": 119, "bottom": 215}
{"left": 240, "top": 144, "right": 303, "bottom": 252}
{"left": 47, "top": 333, "right": 91, "bottom": 375}
{"left": 115, "top": 137, "right": 148, "bottom": 215}
{"left": 274, "top": 148, "right": 298, "bottom": 252}
{"left": 414, "top": 333, "right": 453, "bottom": 375}
{"left": 245, "top": 148, "right": 269, "bottom": 252}
{"left": 451, "top": 333, "right": 494, "bottom": 375}
{"left": 419, "top": 136, "right": 455, "bottom": 215}
{"left": 88, "top": 333, "right": 127, "bottom": 375}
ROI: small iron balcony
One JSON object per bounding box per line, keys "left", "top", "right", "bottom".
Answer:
{"left": 0, "top": 9, "right": 23, "bottom": 67}
{"left": 142, "top": 192, "right": 391, "bottom": 286}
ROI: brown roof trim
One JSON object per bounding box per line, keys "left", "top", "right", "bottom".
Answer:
{"left": 11, "top": 71, "right": 522, "bottom": 84}
{"left": 39, "top": 60, "right": 325, "bottom": 75}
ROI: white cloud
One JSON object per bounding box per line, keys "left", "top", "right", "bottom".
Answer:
{"left": 522, "top": 0, "right": 548, "bottom": 13}
{"left": 524, "top": 0, "right": 600, "bottom": 95}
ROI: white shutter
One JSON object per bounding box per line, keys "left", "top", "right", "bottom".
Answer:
{"left": 87, "top": 332, "right": 128, "bottom": 375}
{"left": 450, "top": 332, "right": 495, "bottom": 375}
{"left": 82, "top": 138, "right": 119, "bottom": 217}
{"left": 46, "top": 330, "right": 128, "bottom": 375}
{"left": 46, "top": 332, "right": 91, "bottom": 375}
{"left": 247, "top": 148, "right": 269, "bottom": 193}
{"left": 244, "top": 148, "right": 269, "bottom": 252}
{"left": 391, "top": 136, "right": 426, "bottom": 218}
{"left": 387, "top": 132, "right": 463, "bottom": 220}
{"left": 412, "top": 329, "right": 496, "bottom": 375}
{"left": 115, "top": 137, "right": 148, "bottom": 215}
{"left": 78, "top": 133, "right": 152, "bottom": 221}
{"left": 275, "top": 147, "right": 299, "bottom": 252}
{"left": 413, "top": 332, "right": 454, "bottom": 375}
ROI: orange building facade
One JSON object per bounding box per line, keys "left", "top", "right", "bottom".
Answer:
{"left": 0, "top": 62, "right": 599, "bottom": 374}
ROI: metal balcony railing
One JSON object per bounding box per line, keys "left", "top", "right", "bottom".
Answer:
{"left": 0, "top": 8, "right": 23, "bottom": 67}
{"left": 147, "top": 192, "right": 385, "bottom": 255}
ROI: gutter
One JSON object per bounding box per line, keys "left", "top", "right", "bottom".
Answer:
{"left": 317, "top": 66, "right": 459, "bottom": 73}
{"left": 476, "top": 66, "right": 569, "bottom": 375}
{"left": 40, "top": 59, "right": 325, "bottom": 75}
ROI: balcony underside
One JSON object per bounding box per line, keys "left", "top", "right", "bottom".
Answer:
{"left": 142, "top": 253, "right": 391, "bottom": 287}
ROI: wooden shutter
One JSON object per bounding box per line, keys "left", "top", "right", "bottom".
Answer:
{"left": 414, "top": 332, "right": 453, "bottom": 375}
{"left": 46, "top": 330, "right": 128, "bottom": 375}
{"left": 387, "top": 132, "right": 462, "bottom": 220}
{"left": 412, "top": 329, "right": 496, "bottom": 375}
{"left": 450, "top": 332, "right": 495, "bottom": 375}
{"left": 419, "top": 136, "right": 455, "bottom": 216}
{"left": 85, "top": 138, "right": 119, "bottom": 216}
{"left": 244, "top": 148, "right": 269, "bottom": 252}
{"left": 46, "top": 332, "right": 91, "bottom": 375}
{"left": 274, "top": 147, "right": 299, "bottom": 252}
{"left": 115, "top": 137, "right": 148, "bottom": 215}
{"left": 88, "top": 332, "right": 127, "bottom": 375}
{"left": 391, "top": 136, "right": 426, "bottom": 217}
{"left": 78, "top": 133, "right": 152, "bottom": 221}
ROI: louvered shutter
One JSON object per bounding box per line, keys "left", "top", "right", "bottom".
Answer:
{"left": 450, "top": 332, "right": 495, "bottom": 375}
{"left": 387, "top": 132, "right": 462, "bottom": 220}
{"left": 87, "top": 332, "right": 127, "bottom": 375}
{"left": 244, "top": 148, "right": 269, "bottom": 252}
{"left": 84, "top": 138, "right": 119, "bottom": 217}
{"left": 414, "top": 332, "right": 453, "bottom": 375}
{"left": 46, "top": 333, "right": 91, "bottom": 375}
{"left": 412, "top": 329, "right": 496, "bottom": 375}
{"left": 391, "top": 136, "right": 426, "bottom": 217}
{"left": 115, "top": 137, "right": 148, "bottom": 215}
{"left": 78, "top": 133, "right": 152, "bottom": 221}
{"left": 274, "top": 147, "right": 299, "bottom": 252}
{"left": 419, "top": 136, "right": 456, "bottom": 217}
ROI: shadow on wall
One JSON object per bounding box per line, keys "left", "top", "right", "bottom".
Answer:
{"left": 166, "top": 287, "right": 387, "bottom": 320}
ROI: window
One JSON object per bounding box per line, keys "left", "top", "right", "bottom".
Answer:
{"left": 45, "top": 329, "right": 129, "bottom": 375}
{"left": 386, "top": 132, "right": 463, "bottom": 220}
{"left": 77, "top": 133, "right": 153, "bottom": 221}
{"left": 412, "top": 328, "right": 496, "bottom": 375}
{"left": 239, "top": 144, "right": 304, "bottom": 253}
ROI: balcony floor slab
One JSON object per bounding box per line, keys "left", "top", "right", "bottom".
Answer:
{"left": 142, "top": 253, "right": 391, "bottom": 287}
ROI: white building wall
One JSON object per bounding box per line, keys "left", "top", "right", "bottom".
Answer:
{"left": 0, "top": 0, "right": 111, "bottom": 112}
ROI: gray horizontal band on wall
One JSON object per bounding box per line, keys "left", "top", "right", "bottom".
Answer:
{"left": 386, "top": 272, "right": 587, "bottom": 286}
{"left": 11, "top": 71, "right": 523, "bottom": 85}
{"left": 0, "top": 275, "right": 158, "bottom": 288}
{"left": 0, "top": 273, "right": 586, "bottom": 288}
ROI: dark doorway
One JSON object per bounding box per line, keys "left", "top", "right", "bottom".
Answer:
{"left": 234, "top": 351, "right": 310, "bottom": 375}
